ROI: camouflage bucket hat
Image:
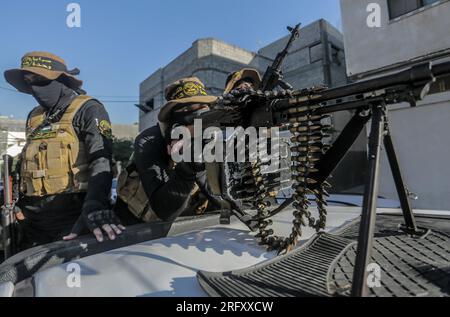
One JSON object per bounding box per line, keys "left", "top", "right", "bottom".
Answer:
{"left": 158, "top": 77, "right": 217, "bottom": 123}
{"left": 4, "top": 51, "right": 83, "bottom": 94}
{"left": 224, "top": 68, "right": 262, "bottom": 94}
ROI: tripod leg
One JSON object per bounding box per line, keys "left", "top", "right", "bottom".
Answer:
{"left": 383, "top": 132, "right": 419, "bottom": 233}
{"left": 312, "top": 109, "right": 371, "bottom": 185}
{"left": 351, "top": 105, "right": 385, "bottom": 297}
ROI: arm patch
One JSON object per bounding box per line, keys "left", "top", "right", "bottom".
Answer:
{"left": 98, "top": 120, "right": 113, "bottom": 139}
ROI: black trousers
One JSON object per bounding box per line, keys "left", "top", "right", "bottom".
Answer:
{"left": 16, "top": 194, "right": 85, "bottom": 250}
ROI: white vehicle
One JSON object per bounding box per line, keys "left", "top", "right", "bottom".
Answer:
{"left": 2, "top": 58, "right": 450, "bottom": 298}
{"left": 1, "top": 195, "right": 449, "bottom": 298}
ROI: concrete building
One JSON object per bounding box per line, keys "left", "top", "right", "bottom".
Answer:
{"left": 340, "top": 0, "right": 450, "bottom": 210}
{"left": 139, "top": 19, "right": 367, "bottom": 192}
{"left": 0, "top": 115, "right": 138, "bottom": 141}
{"left": 0, "top": 131, "right": 26, "bottom": 157}
{"left": 112, "top": 123, "right": 139, "bottom": 141}
{"left": 139, "top": 19, "right": 348, "bottom": 130}
{"left": 138, "top": 39, "right": 272, "bottom": 131}
{"left": 0, "top": 116, "right": 26, "bottom": 133}
{"left": 258, "top": 19, "right": 348, "bottom": 89}
{"left": 0, "top": 117, "right": 26, "bottom": 158}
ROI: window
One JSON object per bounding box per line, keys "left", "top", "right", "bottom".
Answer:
{"left": 135, "top": 98, "right": 154, "bottom": 114}
{"left": 430, "top": 75, "right": 450, "bottom": 95}
{"left": 145, "top": 99, "right": 155, "bottom": 111}
{"left": 388, "top": 0, "right": 440, "bottom": 19}
{"left": 331, "top": 46, "right": 342, "bottom": 66}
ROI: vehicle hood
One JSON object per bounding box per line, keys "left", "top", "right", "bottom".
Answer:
{"left": 31, "top": 207, "right": 450, "bottom": 297}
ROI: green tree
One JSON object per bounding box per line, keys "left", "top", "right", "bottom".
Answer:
{"left": 112, "top": 137, "right": 134, "bottom": 166}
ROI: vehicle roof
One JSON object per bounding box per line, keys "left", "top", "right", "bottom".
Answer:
{"left": 32, "top": 207, "right": 450, "bottom": 297}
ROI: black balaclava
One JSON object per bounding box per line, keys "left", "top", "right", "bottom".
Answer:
{"left": 30, "top": 80, "right": 64, "bottom": 110}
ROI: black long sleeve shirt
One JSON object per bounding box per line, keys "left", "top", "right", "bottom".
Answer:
{"left": 72, "top": 99, "right": 113, "bottom": 214}
{"left": 133, "top": 125, "right": 202, "bottom": 221}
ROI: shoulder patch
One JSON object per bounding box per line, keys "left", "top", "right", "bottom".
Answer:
{"left": 98, "top": 120, "right": 113, "bottom": 139}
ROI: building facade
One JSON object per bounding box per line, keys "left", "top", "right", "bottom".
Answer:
{"left": 111, "top": 123, "right": 139, "bottom": 141}
{"left": 139, "top": 19, "right": 349, "bottom": 130}
{"left": 0, "top": 116, "right": 26, "bottom": 133}
{"left": 138, "top": 39, "right": 271, "bottom": 131}
{"left": 139, "top": 19, "right": 367, "bottom": 192}
{"left": 340, "top": 0, "right": 450, "bottom": 210}
{"left": 0, "top": 117, "right": 26, "bottom": 158}
{"left": 0, "top": 131, "right": 26, "bottom": 158}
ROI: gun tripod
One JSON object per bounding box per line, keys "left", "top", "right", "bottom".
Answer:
{"left": 312, "top": 102, "right": 428, "bottom": 296}
{"left": 263, "top": 101, "right": 428, "bottom": 296}
{"left": 210, "top": 100, "right": 429, "bottom": 296}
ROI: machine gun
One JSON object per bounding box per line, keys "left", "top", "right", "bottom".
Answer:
{"left": 260, "top": 23, "right": 300, "bottom": 91}
{"left": 198, "top": 23, "right": 302, "bottom": 225}
{"left": 2, "top": 154, "right": 18, "bottom": 260}
{"left": 199, "top": 58, "right": 450, "bottom": 296}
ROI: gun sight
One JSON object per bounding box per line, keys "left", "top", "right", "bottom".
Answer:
{"left": 287, "top": 23, "right": 301, "bottom": 38}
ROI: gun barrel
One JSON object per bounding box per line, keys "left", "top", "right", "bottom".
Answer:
{"left": 432, "top": 60, "right": 450, "bottom": 77}
{"left": 261, "top": 23, "right": 301, "bottom": 91}
{"left": 322, "top": 62, "right": 433, "bottom": 100}
{"left": 275, "top": 60, "right": 450, "bottom": 112}
{"left": 272, "top": 24, "right": 300, "bottom": 68}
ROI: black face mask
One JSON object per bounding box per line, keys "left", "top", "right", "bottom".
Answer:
{"left": 30, "top": 80, "right": 64, "bottom": 109}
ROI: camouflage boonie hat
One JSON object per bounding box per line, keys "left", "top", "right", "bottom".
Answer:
{"left": 224, "top": 68, "right": 262, "bottom": 94}
{"left": 158, "top": 77, "right": 217, "bottom": 123}
{"left": 4, "top": 51, "right": 83, "bottom": 94}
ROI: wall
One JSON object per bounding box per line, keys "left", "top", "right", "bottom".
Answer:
{"left": 0, "top": 117, "right": 26, "bottom": 132}
{"left": 112, "top": 123, "right": 139, "bottom": 140}
{"left": 379, "top": 92, "right": 450, "bottom": 210}
{"left": 340, "top": 0, "right": 450, "bottom": 78}
{"left": 138, "top": 38, "right": 272, "bottom": 131}
{"left": 341, "top": 0, "right": 450, "bottom": 209}
{"left": 139, "top": 19, "right": 349, "bottom": 131}
{"left": 258, "top": 19, "right": 348, "bottom": 88}
{"left": 138, "top": 19, "right": 368, "bottom": 192}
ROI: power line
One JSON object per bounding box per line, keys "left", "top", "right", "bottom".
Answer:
{"left": 1, "top": 85, "right": 139, "bottom": 103}
{"left": 100, "top": 100, "right": 139, "bottom": 103}
{"left": 94, "top": 95, "right": 139, "bottom": 98}
{"left": 1, "top": 82, "right": 139, "bottom": 99}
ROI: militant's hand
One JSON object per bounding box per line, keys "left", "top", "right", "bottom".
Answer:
{"left": 63, "top": 209, "right": 126, "bottom": 243}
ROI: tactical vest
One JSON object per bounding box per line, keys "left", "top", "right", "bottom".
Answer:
{"left": 20, "top": 95, "right": 93, "bottom": 197}
{"left": 117, "top": 159, "right": 209, "bottom": 223}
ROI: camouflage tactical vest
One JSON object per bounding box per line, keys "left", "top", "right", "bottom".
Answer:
{"left": 20, "top": 95, "right": 92, "bottom": 197}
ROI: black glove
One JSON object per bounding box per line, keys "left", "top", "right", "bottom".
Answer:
{"left": 64, "top": 209, "right": 125, "bottom": 243}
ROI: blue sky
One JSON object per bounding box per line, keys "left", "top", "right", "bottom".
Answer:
{"left": 0, "top": 0, "right": 342, "bottom": 124}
